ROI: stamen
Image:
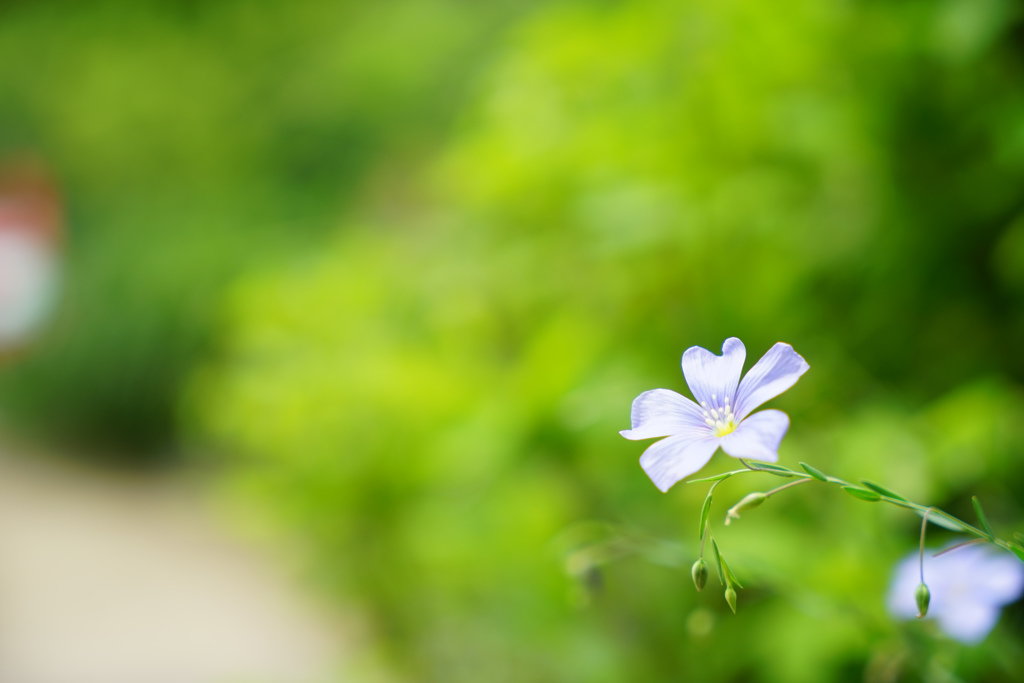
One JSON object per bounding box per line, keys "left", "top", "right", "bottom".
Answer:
{"left": 700, "top": 401, "right": 708, "bottom": 408}
{"left": 711, "top": 394, "right": 717, "bottom": 402}
{"left": 704, "top": 418, "right": 715, "bottom": 427}
{"left": 702, "top": 411, "right": 710, "bottom": 418}
{"left": 710, "top": 409, "right": 720, "bottom": 419}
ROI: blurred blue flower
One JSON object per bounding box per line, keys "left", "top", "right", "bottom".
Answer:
{"left": 888, "top": 544, "right": 1024, "bottom": 644}
{"left": 621, "top": 338, "right": 809, "bottom": 491}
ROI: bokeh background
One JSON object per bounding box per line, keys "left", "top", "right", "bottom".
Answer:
{"left": 2, "top": 0, "right": 1024, "bottom": 680}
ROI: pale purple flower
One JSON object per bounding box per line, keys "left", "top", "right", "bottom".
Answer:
{"left": 621, "top": 338, "right": 809, "bottom": 491}
{"left": 888, "top": 544, "right": 1024, "bottom": 644}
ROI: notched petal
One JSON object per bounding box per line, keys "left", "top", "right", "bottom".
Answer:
{"left": 681, "top": 337, "right": 746, "bottom": 408}
{"left": 733, "top": 342, "right": 809, "bottom": 420}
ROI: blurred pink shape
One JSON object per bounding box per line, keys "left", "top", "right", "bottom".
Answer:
{"left": 0, "top": 161, "right": 63, "bottom": 353}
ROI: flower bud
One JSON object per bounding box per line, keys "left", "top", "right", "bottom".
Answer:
{"left": 691, "top": 558, "right": 709, "bottom": 592}
{"left": 724, "top": 586, "right": 737, "bottom": 614}
{"left": 725, "top": 492, "right": 768, "bottom": 526}
{"left": 915, "top": 582, "right": 930, "bottom": 618}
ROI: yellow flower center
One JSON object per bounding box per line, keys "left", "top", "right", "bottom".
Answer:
{"left": 701, "top": 394, "right": 737, "bottom": 437}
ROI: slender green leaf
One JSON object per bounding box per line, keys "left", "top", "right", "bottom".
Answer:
{"left": 698, "top": 494, "right": 713, "bottom": 542}
{"left": 972, "top": 497, "right": 994, "bottom": 538}
{"left": 917, "top": 509, "right": 966, "bottom": 532}
{"left": 860, "top": 480, "right": 908, "bottom": 501}
{"left": 841, "top": 486, "right": 881, "bottom": 502}
{"left": 748, "top": 463, "right": 799, "bottom": 478}
{"left": 799, "top": 462, "right": 828, "bottom": 482}
{"left": 749, "top": 462, "right": 796, "bottom": 473}
{"left": 1015, "top": 532, "right": 1024, "bottom": 544}
{"left": 711, "top": 539, "right": 725, "bottom": 585}
{"left": 697, "top": 478, "right": 729, "bottom": 541}
{"left": 710, "top": 539, "right": 742, "bottom": 589}
{"left": 719, "top": 553, "right": 743, "bottom": 589}
{"left": 687, "top": 470, "right": 743, "bottom": 484}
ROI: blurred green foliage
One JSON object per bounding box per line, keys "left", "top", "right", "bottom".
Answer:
{"left": 0, "top": 0, "right": 528, "bottom": 453}
{"left": 6, "top": 0, "right": 1024, "bottom": 680}
{"left": 192, "top": 0, "right": 1024, "bottom": 680}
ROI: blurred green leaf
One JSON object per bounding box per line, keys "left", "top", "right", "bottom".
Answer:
{"left": 687, "top": 470, "right": 744, "bottom": 484}
{"left": 841, "top": 486, "right": 882, "bottom": 502}
{"left": 799, "top": 462, "right": 829, "bottom": 482}
{"left": 860, "top": 480, "right": 908, "bottom": 502}
{"left": 918, "top": 508, "right": 969, "bottom": 533}
{"left": 747, "top": 463, "right": 800, "bottom": 478}
{"left": 973, "top": 496, "right": 995, "bottom": 538}
{"left": 698, "top": 492, "right": 713, "bottom": 542}
{"left": 711, "top": 538, "right": 726, "bottom": 586}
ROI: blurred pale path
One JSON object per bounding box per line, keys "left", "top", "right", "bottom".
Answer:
{"left": 0, "top": 444, "right": 344, "bottom": 683}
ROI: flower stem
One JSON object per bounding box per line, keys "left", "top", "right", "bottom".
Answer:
{"left": 919, "top": 508, "right": 932, "bottom": 584}
{"left": 763, "top": 478, "right": 812, "bottom": 498}
{"left": 932, "top": 538, "right": 987, "bottom": 557}
{"left": 697, "top": 460, "right": 1024, "bottom": 562}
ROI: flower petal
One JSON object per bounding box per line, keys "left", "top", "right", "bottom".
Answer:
{"left": 887, "top": 545, "right": 1024, "bottom": 644}
{"left": 681, "top": 337, "right": 746, "bottom": 408}
{"left": 959, "top": 547, "right": 1024, "bottom": 606}
{"left": 620, "top": 389, "right": 708, "bottom": 440}
{"left": 733, "top": 342, "right": 809, "bottom": 420}
{"left": 719, "top": 410, "right": 789, "bottom": 462}
{"left": 936, "top": 601, "right": 1001, "bottom": 645}
{"left": 639, "top": 433, "right": 721, "bottom": 492}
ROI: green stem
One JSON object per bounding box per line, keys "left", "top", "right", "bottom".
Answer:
{"left": 705, "top": 460, "right": 1024, "bottom": 560}
{"left": 932, "top": 538, "right": 987, "bottom": 557}
{"left": 919, "top": 508, "right": 932, "bottom": 584}
{"left": 763, "top": 478, "right": 812, "bottom": 498}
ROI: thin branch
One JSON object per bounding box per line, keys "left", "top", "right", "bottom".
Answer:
{"left": 932, "top": 538, "right": 987, "bottom": 557}
{"left": 764, "top": 478, "right": 812, "bottom": 498}
{"left": 919, "top": 508, "right": 933, "bottom": 584}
